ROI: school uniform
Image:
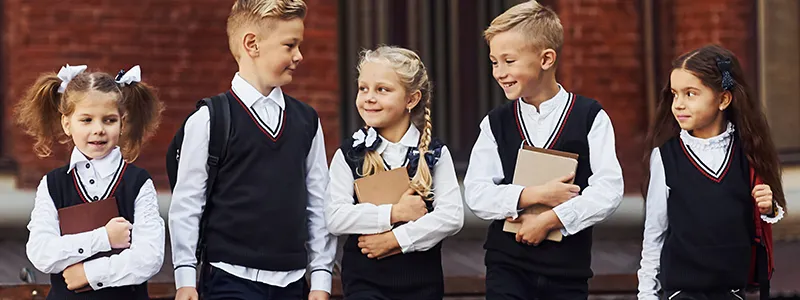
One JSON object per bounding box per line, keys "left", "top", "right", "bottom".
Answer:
{"left": 26, "top": 147, "right": 165, "bottom": 300}
{"left": 637, "top": 123, "right": 783, "bottom": 300}
{"left": 325, "top": 125, "right": 464, "bottom": 300}
{"left": 463, "top": 85, "right": 624, "bottom": 300}
{"left": 169, "top": 74, "right": 336, "bottom": 299}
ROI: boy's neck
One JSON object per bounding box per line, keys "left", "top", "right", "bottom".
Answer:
{"left": 377, "top": 118, "right": 411, "bottom": 144}
{"left": 238, "top": 67, "right": 276, "bottom": 97}
{"left": 521, "top": 79, "right": 560, "bottom": 110}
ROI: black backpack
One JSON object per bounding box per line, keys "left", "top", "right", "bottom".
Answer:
{"left": 165, "top": 92, "right": 231, "bottom": 265}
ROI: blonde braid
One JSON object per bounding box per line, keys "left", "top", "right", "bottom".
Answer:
{"left": 410, "top": 102, "right": 434, "bottom": 199}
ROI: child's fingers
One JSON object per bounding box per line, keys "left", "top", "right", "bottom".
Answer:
{"left": 758, "top": 201, "right": 772, "bottom": 209}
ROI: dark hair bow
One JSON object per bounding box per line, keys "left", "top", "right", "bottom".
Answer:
{"left": 715, "top": 57, "right": 735, "bottom": 91}
{"left": 406, "top": 146, "right": 442, "bottom": 177}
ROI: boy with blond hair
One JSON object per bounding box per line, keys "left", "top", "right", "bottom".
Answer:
{"left": 464, "top": 1, "right": 624, "bottom": 299}
{"left": 169, "top": 1, "right": 335, "bottom": 299}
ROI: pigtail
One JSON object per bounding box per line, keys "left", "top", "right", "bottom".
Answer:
{"left": 361, "top": 149, "right": 385, "bottom": 177}
{"left": 410, "top": 102, "right": 434, "bottom": 199}
{"left": 119, "top": 82, "right": 164, "bottom": 161}
{"left": 14, "top": 73, "right": 66, "bottom": 158}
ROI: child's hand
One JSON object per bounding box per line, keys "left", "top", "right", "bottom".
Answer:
{"left": 521, "top": 173, "right": 580, "bottom": 208}
{"left": 308, "top": 290, "right": 330, "bottom": 300}
{"left": 105, "top": 217, "right": 132, "bottom": 249}
{"left": 752, "top": 184, "right": 774, "bottom": 215}
{"left": 390, "top": 189, "right": 427, "bottom": 223}
{"left": 358, "top": 231, "right": 402, "bottom": 259}
{"left": 509, "top": 210, "right": 559, "bottom": 246}
{"left": 63, "top": 263, "right": 89, "bottom": 291}
{"left": 175, "top": 287, "right": 198, "bottom": 300}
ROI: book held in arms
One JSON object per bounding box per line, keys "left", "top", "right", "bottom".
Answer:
{"left": 353, "top": 166, "right": 411, "bottom": 206}
{"left": 503, "top": 145, "right": 578, "bottom": 242}
{"left": 57, "top": 197, "right": 125, "bottom": 292}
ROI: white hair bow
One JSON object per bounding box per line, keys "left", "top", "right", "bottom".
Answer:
{"left": 115, "top": 65, "right": 142, "bottom": 86}
{"left": 56, "top": 64, "right": 88, "bottom": 93}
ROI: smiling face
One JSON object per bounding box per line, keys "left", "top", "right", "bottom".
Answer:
{"left": 356, "top": 61, "right": 417, "bottom": 130}
{"left": 250, "top": 18, "right": 305, "bottom": 88}
{"left": 489, "top": 30, "right": 547, "bottom": 100}
{"left": 61, "top": 91, "right": 122, "bottom": 159}
{"left": 670, "top": 68, "right": 731, "bottom": 138}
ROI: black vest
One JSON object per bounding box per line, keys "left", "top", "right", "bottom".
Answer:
{"left": 338, "top": 136, "right": 446, "bottom": 291}
{"left": 45, "top": 163, "right": 150, "bottom": 300}
{"left": 484, "top": 94, "right": 602, "bottom": 279}
{"left": 658, "top": 135, "right": 753, "bottom": 291}
{"left": 204, "top": 91, "right": 318, "bottom": 271}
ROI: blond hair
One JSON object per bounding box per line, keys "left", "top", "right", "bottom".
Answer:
{"left": 357, "top": 46, "right": 435, "bottom": 199}
{"left": 14, "top": 69, "right": 164, "bottom": 161}
{"left": 484, "top": 0, "right": 563, "bottom": 54}
{"left": 227, "top": 0, "right": 307, "bottom": 59}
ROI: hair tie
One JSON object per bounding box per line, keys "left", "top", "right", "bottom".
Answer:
{"left": 352, "top": 127, "right": 382, "bottom": 152}
{"left": 115, "top": 65, "right": 142, "bottom": 86}
{"left": 56, "top": 64, "right": 88, "bottom": 93}
{"left": 715, "top": 57, "right": 735, "bottom": 91}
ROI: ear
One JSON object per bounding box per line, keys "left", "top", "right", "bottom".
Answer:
{"left": 541, "top": 48, "right": 557, "bottom": 71}
{"left": 406, "top": 90, "right": 422, "bottom": 111}
{"left": 61, "top": 114, "right": 71, "bottom": 137}
{"left": 243, "top": 31, "right": 260, "bottom": 58}
{"left": 719, "top": 90, "right": 732, "bottom": 111}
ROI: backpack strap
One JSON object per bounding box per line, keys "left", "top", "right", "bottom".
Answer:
{"left": 749, "top": 166, "right": 772, "bottom": 300}
{"left": 196, "top": 92, "right": 231, "bottom": 265}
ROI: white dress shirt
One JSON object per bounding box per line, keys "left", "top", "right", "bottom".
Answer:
{"left": 169, "top": 73, "right": 336, "bottom": 292}
{"left": 26, "top": 147, "right": 165, "bottom": 290}
{"left": 464, "top": 85, "right": 625, "bottom": 236}
{"left": 325, "top": 125, "right": 464, "bottom": 253}
{"left": 636, "top": 123, "right": 784, "bottom": 300}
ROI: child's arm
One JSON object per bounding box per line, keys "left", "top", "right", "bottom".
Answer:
{"left": 637, "top": 148, "right": 668, "bottom": 300}
{"left": 391, "top": 146, "right": 464, "bottom": 253}
{"left": 26, "top": 177, "right": 114, "bottom": 274}
{"left": 168, "top": 106, "right": 211, "bottom": 290}
{"left": 305, "top": 121, "right": 337, "bottom": 294}
{"left": 550, "top": 110, "right": 624, "bottom": 235}
{"left": 81, "top": 179, "right": 165, "bottom": 290}
{"left": 324, "top": 149, "right": 395, "bottom": 235}
{"left": 463, "top": 117, "right": 527, "bottom": 221}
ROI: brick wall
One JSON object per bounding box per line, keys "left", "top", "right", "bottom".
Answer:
{"left": 2, "top": 0, "right": 339, "bottom": 189}
{"left": 556, "top": 0, "right": 649, "bottom": 193}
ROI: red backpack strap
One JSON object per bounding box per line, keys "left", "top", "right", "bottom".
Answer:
{"left": 749, "top": 166, "right": 773, "bottom": 300}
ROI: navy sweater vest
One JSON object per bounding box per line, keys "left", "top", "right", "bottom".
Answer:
{"left": 338, "top": 136, "right": 445, "bottom": 290}
{"left": 204, "top": 91, "right": 319, "bottom": 271}
{"left": 484, "top": 95, "right": 602, "bottom": 279}
{"left": 658, "top": 136, "right": 753, "bottom": 291}
{"left": 45, "top": 163, "right": 150, "bottom": 300}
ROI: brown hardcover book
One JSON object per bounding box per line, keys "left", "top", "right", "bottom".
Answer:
{"left": 353, "top": 167, "right": 411, "bottom": 205}
{"left": 58, "top": 197, "right": 125, "bottom": 292}
{"left": 502, "top": 145, "right": 579, "bottom": 242}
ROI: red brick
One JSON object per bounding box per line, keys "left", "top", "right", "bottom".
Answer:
{"left": 3, "top": 0, "right": 339, "bottom": 189}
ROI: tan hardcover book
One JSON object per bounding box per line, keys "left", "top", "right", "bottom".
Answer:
{"left": 57, "top": 197, "right": 124, "bottom": 292}
{"left": 502, "top": 145, "right": 579, "bottom": 242}
{"left": 353, "top": 166, "right": 411, "bottom": 205}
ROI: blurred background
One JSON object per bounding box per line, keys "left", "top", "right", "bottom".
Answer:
{"left": 0, "top": 0, "right": 798, "bottom": 299}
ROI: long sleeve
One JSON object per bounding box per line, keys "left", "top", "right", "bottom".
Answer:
{"left": 26, "top": 176, "right": 112, "bottom": 274}
{"left": 168, "top": 106, "right": 210, "bottom": 289}
{"left": 637, "top": 147, "right": 669, "bottom": 300}
{"left": 552, "top": 110, "right": 624, "bottom": 236}
{"left": 324, "top": 149, "right": 395, "bottom": 235}
{"left": 82, "top": 180, "right": 165, "bottom": 289}
{"left": 463, "top": 117, "right": 526, "bottom": 221}
{"left": 392, "top": 146, "right": 464, "bottom": 253}
{"left": 304, "top": 121, "right": 336, "bottom": 293}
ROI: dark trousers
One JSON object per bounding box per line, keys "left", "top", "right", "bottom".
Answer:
{"left": 343, "top": 278, "right": 443, "bottom": 300}
{"left": 202, "top": 266, "right": 306, "bottom": 300}
{"left": 485, "top": 262, "right": 588, "bottom": 300}
{"left": 663, "top": 289, "right": 746, "bottom": 300}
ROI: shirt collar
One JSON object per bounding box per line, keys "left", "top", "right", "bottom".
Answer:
{"left": 231, "top": 73, "right": 285, "bottom": 109}
{"left": 375, "top": 124, "right": 420, "bottom": 154}
{"left": 518, "top": 84, "right": 568, "bottom": 116}
{"left": 680, "top": 122, "right": 735, "bottom": 150}
{"left": 67, "top": 146, "right": 122, "bottom": 177}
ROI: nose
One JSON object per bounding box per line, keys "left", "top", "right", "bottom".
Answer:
{"left": 293, "top": 48, "right": 303, "bottom": 64}
{"left": 493, "top": 65, "right": 507, "bottom": 80}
